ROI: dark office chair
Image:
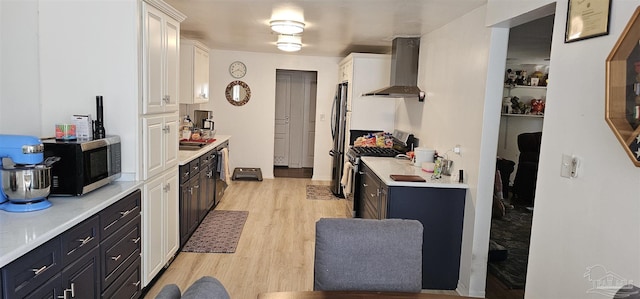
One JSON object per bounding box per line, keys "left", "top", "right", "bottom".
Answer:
{"left": 314, "top": 218, "right": 423, "bottom": 293}
{"left": 512, "top": 132, "right": 543, "bottom": 204}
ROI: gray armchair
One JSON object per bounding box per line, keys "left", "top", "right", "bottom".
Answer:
{"left": 313, "top": 218, "right": 424, "bottom": 293}
{"left": 155, "top": 276, "right": 230, "bottom": 299}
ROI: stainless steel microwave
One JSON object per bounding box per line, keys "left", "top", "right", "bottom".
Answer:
{"left": 43, "top": 136, "right": 121, "bottom": 196}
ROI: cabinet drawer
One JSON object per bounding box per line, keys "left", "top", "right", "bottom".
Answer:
{"left": 2, "top": 237, "right": 62, "bottom": 298}
{"left": 179, "top": 164, "right": 191, "bottom": 184}
{"left": 22, "top": 273, "right": 63, "bottom": 299}
{"left": 100, "top": 189, "right": 141, "bottom": 240}
{"left": 189, "top": 158, "right": 201, "bottom": 179}
{"left": 199, "top": 150, "right": 215, "bottom": 166}
{"left": 102, "top": 255, "right": 141, "bottom": 299}
{"left": 101, "top": 216, "right": 141, "bottom": 290}
{"left": 61, "top": 215, "right": 99, "bottom": 268}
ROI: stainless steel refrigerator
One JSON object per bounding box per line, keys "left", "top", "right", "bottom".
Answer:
{"left": 330, "top": 82, "right": 348, "bottom": 197}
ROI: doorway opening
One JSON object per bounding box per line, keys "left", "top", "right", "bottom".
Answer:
{"left": 273, "top": 69, "right": 318, "bottom": 178}
{"left": 487, "top": 13, "right": 554, "bottom": 299}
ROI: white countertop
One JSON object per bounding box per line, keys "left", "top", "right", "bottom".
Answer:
{"left": 0, "top": 180, "right": 143, "bottom": 268}
{"left": 178, "top": 135, "right": 231, "bottom": 165}
{"left": 361, "top": 156, "right": 469, "bottom": 189}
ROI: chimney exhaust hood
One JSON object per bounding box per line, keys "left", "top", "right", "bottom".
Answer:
{"left": 363, "top": 37, "right": 424, "bottom": 100}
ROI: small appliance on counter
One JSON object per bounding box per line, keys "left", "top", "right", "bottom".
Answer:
{"left": 93, "top": 95, "right": 106, "bottom": 139}
{"left": 43, "top": 135, "right": 121, "bottom": 196}
{"left": 0, "top": 134, "right": 56, "bottom": 212}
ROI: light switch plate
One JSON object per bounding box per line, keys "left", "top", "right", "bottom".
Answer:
{"left": 561, "top": 154, "right": 580, "bottom": 178}
{"left": 560, "top": 154, "right": 572, "bottom": 178}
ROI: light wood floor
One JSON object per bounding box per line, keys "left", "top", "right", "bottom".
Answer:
{"left": 143, "top": 178, "right": 458, "bottom": 299}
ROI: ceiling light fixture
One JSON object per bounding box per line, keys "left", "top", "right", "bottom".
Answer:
{"left": 277, "top": 34, "right": 302, "bottom": 52}
{"left": 270, "top": 20, "right": 305, "bottom": 34}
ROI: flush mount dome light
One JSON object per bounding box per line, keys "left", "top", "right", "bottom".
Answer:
{"left": 277, "top": 34, "right": 302, "bottom": 52}
{"left": 270, "top": 20, "right": 305, "bottom": 34}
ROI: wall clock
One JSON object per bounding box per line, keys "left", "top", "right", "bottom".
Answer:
{"left": 229, "top": 61, "right": 247, "bottom": 79}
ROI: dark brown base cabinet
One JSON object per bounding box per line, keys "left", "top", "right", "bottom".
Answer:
{"left": 179, "top": 141, "right": 228, "bottom": 247}
{"left": 0, "top": 189, "right": 142, "bottom": 299}
{"left": 357, "top": 162, "right": 466, "bottom": 290}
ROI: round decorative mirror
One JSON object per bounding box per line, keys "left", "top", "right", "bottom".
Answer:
{"left": 225, "top": 80, "right": 251, "bottom": 106}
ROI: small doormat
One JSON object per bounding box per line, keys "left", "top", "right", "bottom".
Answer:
{"left": 306, "top": 185, "right": 342, "bottom": 200}
{"left": 182, "top": 210, "right": 249, "bottom": 253}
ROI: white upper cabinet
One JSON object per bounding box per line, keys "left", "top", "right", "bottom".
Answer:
{"left": 180, "top": 39, "right": 210, "bottom": 104}
{"left": 142, "top": 2, "right": 181, "bottom": 114}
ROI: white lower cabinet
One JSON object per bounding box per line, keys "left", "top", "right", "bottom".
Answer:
{"left": 142, "top": 168, "right": 179, "bottom": 287}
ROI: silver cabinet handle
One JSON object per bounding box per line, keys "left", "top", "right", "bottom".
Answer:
{"left": 70, "top": 283, "right": 75, "bottom": 298}
{"left": 111, "top": 254, "right": 122, "bottom": 261}
{"left": 363, "top": 183, "right": 368, "bottom": 187}
{"left": 32, "top": 265, "right": 48, "bottom": 276}
{"left": 133, "top": 281, "right": 141, "bottom": 288}
{"left": 163, "top": 183, "right": 170, "bottom": 192}
{"left": 163, "top": 125, "right": 170, "bottom": 133}
{"left": 77, "top": 236, "right": 94, "bottom": 246}
{"left": 131, "top": 237, "right": 141, "bottom": 244}
{"left": 163, "top": 95, "right": 170, "bottom": 103}
{"left": 120, "top": 207, "right": 136, "bottom": 218}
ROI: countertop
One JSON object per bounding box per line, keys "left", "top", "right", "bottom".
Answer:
{"left": 361, "top": 157, "right": 469, "bottom": 189}
{"left": 178, "top": 135, "right": 231, "bottom": 166}
{"left": 0, "top": 180, "right": 143, "bottom": 268}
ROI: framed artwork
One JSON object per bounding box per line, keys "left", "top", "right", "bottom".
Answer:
{"left": 605, "top": 6, "right": 640, "bottom": 166}
{"left": 565, "top": 0, "right": 612, "bottom": 43}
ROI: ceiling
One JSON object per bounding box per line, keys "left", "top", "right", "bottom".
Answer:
{"left": 163, "top": 0, "right": 554, "bottom": 63}
{"left": 163, "top": 0, "right": 487, "bottom": 57}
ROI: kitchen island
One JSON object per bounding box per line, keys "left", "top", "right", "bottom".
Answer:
{"left": 358, "top": 156, "right": 467, "bottom": 290}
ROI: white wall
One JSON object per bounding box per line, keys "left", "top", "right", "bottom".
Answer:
{"left": 0, "top": 0, "right": 140, "bottom": 177}
{"left": 395, "top": 5, "right": 503, "bottom": 297}
{"left": 525, "top": 1, "right": 640, "bottom": 298}
{"left": 0, "top": 0, "right": 41, "bottom": 136}
{"left": 196, "top": 49, "right": 341, "bottom": 180}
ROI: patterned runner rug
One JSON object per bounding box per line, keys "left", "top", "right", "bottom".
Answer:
{"left": 182, "top": 210, "right": 249, "bottom": 253}
{"left": 306, "top": 185, "right": 342, "bottom": 200}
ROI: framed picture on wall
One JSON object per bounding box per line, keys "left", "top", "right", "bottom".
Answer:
{"left": 565, "top": 0, "right": 612, "bottom": 43}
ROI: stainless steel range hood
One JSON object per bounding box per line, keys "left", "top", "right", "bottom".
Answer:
{"left": 363, "top": 37, "right": 423, "bottom": 99}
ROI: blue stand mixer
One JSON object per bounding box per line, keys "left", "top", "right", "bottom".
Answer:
{"left": 0, "top": 134, "right": 54, "bottom": 212}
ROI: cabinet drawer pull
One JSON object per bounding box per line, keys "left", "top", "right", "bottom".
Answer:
{"left": 104, "top": 219, "right": 119, "bottom": 231}
{"left": 111, "top": 254, "right": 122, "bottom": 261}
{"left": 363, "top": 183, "right": 368, "bottom": 187}
{"left": 193, "top": 166, "right": 199, "bottom": 171}
{"left": 120, "top": 207, "right": 136, "bottom": 218}
{"left": 32, "top": 265, "right": 48, "bottom": 276}
{"left": 131, "top": 237, "right": 141, "bottom": 244}
{"left": 184, "top": 171, "right": 190, "bottom": 177}
{"left": 133, "top": 281, "right": 141, "bottom": 288}
{"left": 194, "top": 185, "right": 200, "bottom": 189}
{"left": 207, "top": 171, "right": 213, "bottom": 178}
{"left": 163, "top": 183, "right": 171, "bottom": 192}
{"left": 70, "top": 283, "right": 75, "bottom": 297}
{"left": 77, "top": 236, "right": 94, "bottom": 246}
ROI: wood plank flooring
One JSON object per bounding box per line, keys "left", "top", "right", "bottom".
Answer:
{"left": 143, "top": 178, "right": 460, "bottom": 299}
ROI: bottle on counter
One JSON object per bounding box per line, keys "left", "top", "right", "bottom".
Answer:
{"left": 181, "top": 115, "right": 193, "bottom": 140}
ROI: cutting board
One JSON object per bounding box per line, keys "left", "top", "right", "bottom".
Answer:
{"left": 389, "top": 174, "right": 426, "bottom": 182}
